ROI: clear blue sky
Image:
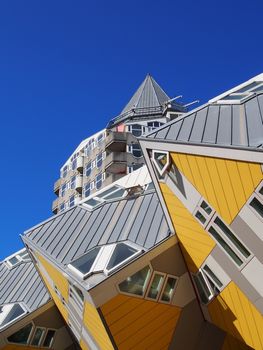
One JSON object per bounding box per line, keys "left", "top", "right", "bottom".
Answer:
{"left": 1, "top": 0, "right": 263, "bottom": 260}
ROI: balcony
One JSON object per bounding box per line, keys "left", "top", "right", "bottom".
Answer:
{"left": 76, "top": 157, "right": 84, "bottom": 173}
{"left": 104, "top": 152, "right": 128, "bottom": 174}
{"left": 105, "top": 132, "right": 127, "bottom": 152}
{"left": 52, "top": 198, "right": 59, "bottom": 214}
{"left": 75, "top": 176, "right": 83, "bottom": 193}
{"left": 53, "top": 178, "right": 62, "bottom": 196}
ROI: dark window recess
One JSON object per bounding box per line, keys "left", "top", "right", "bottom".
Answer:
{"left": 214, "top": 217, "right": 250, "bottom": 258}
{"left": 208, "top": 227, "right": 243, "bottom": 266}
{"left": 43, "top": 330, "right": 56, "bottom": 347}
{"left": 8, "top": 324, "right": 33, "bottom": 344}
{"left": 195, "top": 211, "right": 206, "bottom": 224}
{"left": 203, "top": 265, "right": 223, "bottom": 288}
{"left": 250, "top": 197, "right": 263, "bottom": 218}
{"left": 200, "top": 201, "right": 212, "bottom": 214}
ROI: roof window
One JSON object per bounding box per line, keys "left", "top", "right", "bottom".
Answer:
{"left": 68, "top": 242, "right": 142, "bottom": 279}
{"left": 217, "top": 81, "right": 263, "bottom": 104}
{"left": 4, "top": 249, "right": 30, "bottom": 269}
{"left": 0, "top": 303, "right": 27, "bottom": 330}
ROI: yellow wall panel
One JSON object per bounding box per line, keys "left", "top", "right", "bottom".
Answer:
{"left": 79, "top": 339, "right": 91, "bottom": 350}
{"left": 160, "top": 183, "right": 215, "bottom": 272}
{"left": 83, "top": 301, "right": 114, "bottom": 350}
{"left": 39, "top": 268, "right": 68, "bottom": 322}
{"left": 170, "top": 152, "right": 262, "bottom": 224}
{"left": 101, "top": 294, "right": 181, "bottom": 350}
{"left": 36, "top": 253, "right": 69, "bottom": 302}
{"left": 208, "top": 282, "right": 263, "bottom": 350}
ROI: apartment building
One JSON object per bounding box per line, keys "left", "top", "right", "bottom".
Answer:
{"left": 52, "top": 74, "right": 188, "bottom": 215}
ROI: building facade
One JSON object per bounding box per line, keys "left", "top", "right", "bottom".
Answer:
{"left": 139, "top": 73, "right": 263, "bottom": 349}
{"left": 52, "top": 75, "right": 187, "bottom": 215}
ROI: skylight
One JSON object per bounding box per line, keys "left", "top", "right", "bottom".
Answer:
{"left": 83, "top": 185, "right": 126, "bottom": 209}
{"left": 4, "top": 249, "right": 31, "bottom": 269}
{"left": 0, "top": 303, "right": 27, "bottom": 330}
{"left": 217, "top": 81, "right": 263, "bottom": 104}
{"left": 68, "top": 242, "right": 142, "bottom": 279}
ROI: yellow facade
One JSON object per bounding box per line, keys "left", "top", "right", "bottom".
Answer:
{"left": 101, "top": 294, "right": 181, "bottom": 350}
{"left": 170, "top": 153, "right": 262, "bottom": 224}
{"left": 36, "top": 253, "right": 69, "bottom": 321}
{"left": 83, "top": 301, "right": 114, "bottom": 350}
{"left": 208, "top": 282, "right": 263, "bottom": 350}
{"left": 159, "top": 182, "right": 215, "bottom": 272}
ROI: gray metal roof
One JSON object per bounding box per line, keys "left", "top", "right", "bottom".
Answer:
{"left": 121, "top": 74, "right": 170, "bottom": 114}
{"left": 23, "top": 191, "right": 170, "bottom": 266}
{"left": 107, "top": 75, "right": 186, "bottom": 128}
{"left": 146, "top": 93, "right": 263, "bottom": 149}
{"left": 0, "top": 257, "right": 50, "bottom": 311}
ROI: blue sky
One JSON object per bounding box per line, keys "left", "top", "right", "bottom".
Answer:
{"left": 1, "top": 0, "right": 263, "bottom": 259}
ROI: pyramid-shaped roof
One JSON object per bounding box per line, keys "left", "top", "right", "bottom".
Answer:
{"left": 120, "top": 74, "right": 170, "bottom": 114}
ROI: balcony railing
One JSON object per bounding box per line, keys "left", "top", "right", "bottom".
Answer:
{"left": 105, "top": 132, "right": 127, "bottom": 152}
{"left": 104, "top": 152, "right": 128, "bottom": 174}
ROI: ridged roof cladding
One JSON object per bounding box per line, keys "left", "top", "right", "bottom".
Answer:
{"left": 146, "top": 93, "right": 263, "bottom": 149}
{"left": 0, "top": 258, "right": 50, "bottom": 311}
{"left": 121, "top": 74, "right": 170, "bottom": 114}
{"left": 24, "top": 191, "right": 170, "bottom": 266}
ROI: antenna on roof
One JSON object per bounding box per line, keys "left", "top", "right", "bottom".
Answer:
{"left": 183, "top": 100, "right": 199, "bottom": 108}
{"left": 166, "top": 95, "right": 182, "bottom": 103}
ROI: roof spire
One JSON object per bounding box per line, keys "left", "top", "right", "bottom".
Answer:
{"left": 120, "top": 74, "right": 170, "bottom": 114}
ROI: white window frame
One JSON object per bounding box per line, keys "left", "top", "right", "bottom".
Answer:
{"left": 193, "top": 199, "right": 215, "bottom": 227}
{"left": 152, "top": 150, "right": 170, "bottom": 176}
{"left": 192, "top": 270, "right": 214, "bottom": 305}
{"left": 248, "top": 180, "right": 263, "bottom": 222}
{"left": 4, "top": 249, "right": 30, "bottom": 269}
{"left": 145, "top": 271, "right": 166, "bottom": 301}
{"left": 117, "top": 265, "right": 153, "bottom": 299}
{"left": 42, "top": 328, "right": 56, "bottom": 348}
{"left": 31, "top": 326, "right": 46, "bottom": 346}
{"left": 0, "top": 303, "right": 28, "bottom": 330}
{"left": 159, "top": 274, "right": 178, "bottom": 304}
{"left": 7, "top": 321, "right": 34, "bottom": 345}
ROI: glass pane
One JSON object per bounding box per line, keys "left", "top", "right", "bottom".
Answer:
{"left": 107, "top": 243, "right": 137, "bottom": 270}
{"left": 235, "top": 81, "right": 262, "bottom": 93}
{"left": 193, "top": 273, "right": 211, "bottom": 304}
{"left": 43, "top": 330, "right": 56, "bottom": 347}
{"left": 161, "top": 277, "right": 177, "bottom": 302}
{"left": 119, "top": 266, "right": 151, "bottom": 296}
{"left": 214, "top": 217, "right": 250, "bottom": 258}
{"left": 96, "top": 186, "right": 118, "bottom": 199}
{"left": 71, "top": 247, "right": 101, "bottom": 275}
{"left": 195, "top": 211, "right": 206, "bottom": 224}
{"left": 250, "top": 197, "right": 263, "bottom": 218}
{"left": 85, "top": 198, "right": 101, "bottom": 207}
{"left": 147, "top": 274, "right": 165, "bottom": 299}
{"left": 259, "top": 186, "right": 263, "bottom": 196}
{"left": 200, "top": 201, "right": 212, "bottom": 214}
{"left": 221, "top": 94, "right": 246, "bottom": 100}
{"left": 104, "top": 188, "right": 126, "bottom": 200}
{"left": 9, "top": 256, "right": 19, "bottom": 265}
{"left": 1, "top": 304, "right": 25, "bottom": 327}
{"left": 203, "top": 265, "right": 223, "bottom": 288}
{"left": 208, "top": 226, "right": 243, "bottom": 266}
{"left": 8, "top": 323, "right": 33, "bottom": 344}
{"left": 154, "top": 152, "right": 168, "bottom": 171}
{"left": 31, "top": 328, "right": 45, "bottom": 346}
{"left": 86, "top": 163, "right": 91, "bottom": 176}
